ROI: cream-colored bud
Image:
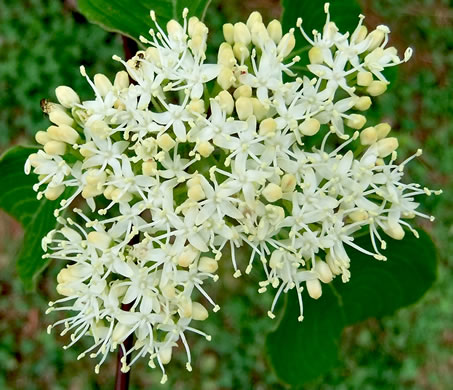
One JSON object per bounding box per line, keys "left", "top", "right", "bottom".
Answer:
{"left": 262, "top": 183, "right": 283, "bottom": 202}
{"left": 157, "top": 134, "right": 176, "bottom": 151}
{"left": 187, "top": 176, "right": 201, "bottom": 187}
{"left": 367, "top": 80, "right": 387, "bottom": 96}
{"left": 375, "top": 122, "right": 391, "bottom": 139}
{"left": 35, "top": 131, "right": 51, "bottom": 145}
{"left": 94, "top": 74, "right": 113, "bottom": 97}
{"left": 57, "top": 124, "right": 80, "bottom": 144}
{"left": 197, "top": 141, "right": 214, "bottom": 157}
{"left": 188, "top": 99, "right": 205, "bottom": 114}
{"left": 306, "top": 279, "right": 322, "bottom": 299}
{"left": 103, "top": 185, "right": 115, "bottom": 200}
{"left": 235, "top": 97, "right": 253, "bottom": 120}
{"left": 259, "top": 118, "right": 277, "bottom": 136}
{"left": 112, "top": 323, "right": 129, "bottom": 344}
{"left": 357, "top": 71, "right": 373, "bottom": 87}
{"left": 218, "top": 43, "right": 236, "bottom": 67}
{"left": 161, "top": 283, "right": 176, "bottom": 299}
{"left": 315, "top": 260, "right": 333, "bottom": 284}
{"left": 251, "top": 22, "right": 269, "bottom": 47}
{"left": 44, "top": 185, "right": 65, "bottom": 200}
{"left": 49, "top": 110, "right": 74, "bottom": 126}
{"left": 223, "top": 23, "right": 234, "bottom": 44}
{"left": 277, "top": 31, "right": 295, "bottom": 58}
{"left": 56, "top": 283, "right": 74, "bottom": 297}
{"left": 281, "top": 173, "right": 297, "bottom": 192}
{"left": 145, "top": 47, "right": 161, "bottom": 65}
{"left": 216, "top": 91, "right": 234, "bottom": 114}
{"left": 86, "top": 170, "right": 107, "bottom": 186}
{"left": 192, "top": 302, "right": 209, "bottom": 321}
{"left": 87, "top": 231, "right": 111, "bottom": 250}
{"left": 114, "top": 71, "right": 129, "bottom": 90}
{"left": 179, "top": 298, "right": 193, "bottom": 318}
{"left": 299, "top": 118, "right": 320, "bottom": 136}
{"left": 44, "top": 140, "right": 66, "bottom": 155}
{"left": 91, "top": 120, "right": 109, "bottom": 139}
{"left": 354, "top": 96, "right": 372, "bottom": 111}
{"left": 188, "top": 16, "right": 200, "bottom": 36}
{"left": 349, "top": 210, "right": 369, "bottom": 222}
{"left": 267, "top": 20, "right": 282, "bottom": 43}
{"left": 217, "top": 66, "right": 235, "bottom": 90}
{"left": 353, "top": 25, "right": 368, "bottom": 43}
{"left": 178, "top": 245, "right": 199, "bottom": 267}
{"left": 325, "top": 252, "right": 342, "bottom": 275}
{"left": 233, "top": 85, "right": 252, "bottom": 99}
{"left": 360, "top": 126, "right": 377, "bottom": 145}
{"left": 233, "top": 42, "right": 250, "bottom": 61}
{"left": 308, "top": 47, "right": 323, "bottom": 64}
{"left": 246, "top": 11, "right": 263, "bottom": 30}
{"left": 198, "top": 257, "right": 218, "bottom": 273}
{"left": 79, "top": 142, "right": 95, "bottom": 157}
{"left": 384, "top": 221, "right": 405, "bottom": 240}
{"left": 346, "top": 114, "right": 366, "bottom": 129}
{"left": 142, "top": 160, "right": 157, "bottom": 176}
{"left": 111, "top": 188, "right": 133, "bottom": 203}
{"left": 159, "top": 347, "right": 173, "bottom": 365}
{"left": 233, "top": 22, "right": 251, "bottom": 45}
{"left": 376, "top": 137, "right": 398, "bottom": 157}
{"left": 55, "top": 86, "right": 80, "bottom": 108}
{"left": 57, "top": 267, "right": 71, "bottom": 284}
{"left": 167, "top": 20, "right": 184, "bottom": 41}
{"left": 188, "top": 184, "right": 206, "bottom": 201}
{"left": 82, "top": 184, "right": 102, "bottom": 199}
{"left": 251, "top": 98, "right": 268, "bottom": 121}
{"left": 367, "top": 29, "right": 385, "bottom": 51}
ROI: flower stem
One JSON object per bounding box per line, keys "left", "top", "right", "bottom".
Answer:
{"left": 114, "top": 303, "right": 134, "bottom": 390}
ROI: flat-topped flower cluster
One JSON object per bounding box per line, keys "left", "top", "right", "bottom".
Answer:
{"left": 25, "top": 4, "right": 439, "bottom": 382}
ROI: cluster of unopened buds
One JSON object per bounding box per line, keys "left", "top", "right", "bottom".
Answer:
{"left": 25, "top": 4, "right": 440, "bottom": 382}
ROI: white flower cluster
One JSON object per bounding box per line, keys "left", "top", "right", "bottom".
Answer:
{"left": 25, "top": 4, "right": 439, "bottom": 381}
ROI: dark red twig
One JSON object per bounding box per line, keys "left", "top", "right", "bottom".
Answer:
{"left": 114, "top": 303, "right": 134, "bottom": 390}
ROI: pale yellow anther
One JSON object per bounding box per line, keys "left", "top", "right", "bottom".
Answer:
{"left": 142, "top": 160, "right": 157, "bottom": 175}
{"left": 44, "top": 185, "right": 65, "bottom": 200}
{"left": 357, "top": 71, "right": 373, "bottom": 87}
{"left": 299, "top": 118, "right": 321, "bottom": 136}
{"left": 251, "top": 98, "right": 268, "bottom": 121}
{"left": 197, "top": 141, "right": 214, "bottom": 157}
{"left": 375, "top": 122, "right": 391, "bottom": 139}
{"left": 233, "top": 42, "right": 250, "bottom": 61}
{"left": 87, "top": 231, "right": 111, "bottom": 250}
{"left": 262, "top": 183, "right": 283, "bottom": 202}
{"left": 44, "top": 140, "right": 66, "bottom": 155}
{"left": 281, "top": 173, "right": 297, "bottom": 192}
{"left": 259, "top": 118, "right": 277, "bottom": 136}
{"left": 233, "top": 85, "right": 252, "bottom": 99}
{"left": 306, "top": 279, "right": 322, "bottom": 299}
{"left": 94, "top": 74, "right": 113, "bottom": 97}
{"left": 216, "top": 90, "right": 234, "bottom": 114}
{"left": 346, "top": 114, "right": 366, "bottom": 129}
{"left": 308, "top": 47, "right": 324, "bottom": 64}
{"left": 233, "top": 22, "right": 251, "bottom": 45}
{"left": 315, "top": 260, "right": 333, "bottom": 283}
{"left": 367, "top": 80, "right": 387, "bottom": 96}
{"left": 49, "top": 110, "right": 74, "bottom": 127}
{"left": 217, "top": 67, "right": 235, "bottom": 90}
{"left": 354, "top": 96, "right": 372, "bottom": 111}
{"left": 191, "top": 302, "right": 209, "bottom": 321}
{"left": 376, "top": 137, "right": 399, "bottom": 157}
{"left": 188, "top": 99, "right": 205, "bottom": 114}
{"left": 188, "top": 184, "right": 206, "bottom": 201}
{"left": 198, "top": 257, "right": 218, "bottom": 273}
{"left": 235, "top": 97, "right": 253, "bottom": 120}
{"left": 267, "top": 20, "right": 282, "bottom": 43}
{"left": 114, "top": 71, "right": 130, "bottom": 90}
{"left": 55, "top": 86, "right": 80, "bottom": 108}
{"left": 349, "top": 210, "right": 369, "bottom": 222}
{"left": 157, "top": 134, "right": 176, "bottom": 151}
{"left": 223, "top": 23, "right": 234, "bottom": 44}
{"left": 35, "top": 131, "right": 51, "bottom": 145}
{"left": 360, "top": 126, "right": 377, "bottom": 145}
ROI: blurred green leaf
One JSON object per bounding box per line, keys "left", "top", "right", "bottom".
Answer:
{"left": 78, "top": 0, "right": 212, "bottom": 40}
{"left": 266, "top": 229, "right": 437, "bottom": 386}
{"left": 0, "top": 146, "right": 69, "bottom": 290}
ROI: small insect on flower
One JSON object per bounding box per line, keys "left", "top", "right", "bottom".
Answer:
{"left": 26, "top": 2, "right": 440, "bottom": 381}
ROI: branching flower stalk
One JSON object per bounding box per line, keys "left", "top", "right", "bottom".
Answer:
{"left": 25, "top": 3, "right": 440, "bottom": 383}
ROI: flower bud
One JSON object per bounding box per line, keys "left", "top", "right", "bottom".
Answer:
{"left": 217, "top": 67, "right": 235, "bottom": 90}
{"left": 218, "top": 43, "right": 236, "bottom": 68}
{"left": 233, "top": 42, "right": 250, "bottom": 61}
{"left": 188, "top": 184, "right": 206, "bottom": 201}
{"left": 87, "top": 231, "right": 112, "bottom": 250}
{"left": 233, "top": 85, "right": 252, "bottom": 99}
{"left": 277, "top": 30, "right": 295, "bottom": 58}
{"left": 308, "top": 47, "right": 323, "bottom": 64}
{"left": 251, "top": 98, "right": 268, "bottom": 121}
{"left": 55, "top": 86, "right": 80, "bottom": 108}
{"left": 198, "top": 257, "right": 218, "bottom": 273}
{"left": 235, "top": 97, "right": 253, "bottom": 120}
{"left": 142, "top": 160, "right": 157, "bottom": 176}
{"left": 161, "top": 283, "right": 176, "bottom": 299}
{"left": 349, "top": 210, "right": 369, "bottom": 222}
{"left": 35, "top": 130, "right": 51, "bottom": 145}
{"left": 82, "top": 184, "right": 103, "bottom": 199}
{"left": 55, "top": 124, "right": 80, "bottom": 144}
{"left": 251, "top": 22, "right": 269, "bottom": 47}
{"left": 267, "top": 20, "right": 282, "bottom": 43}
{"left": 306, "top": 279, "right": 322, "bottom": 299}
{"left": 44, "top": 185, "right": 65, "bottom": 200}
{"left": 259, "top": 118, "right": 277, "bottom": 136}
{"left": 360, "top": 126, "right": 377, "bottom": 145}
{"left": 376, "top": 137, "right": 398, "bottom": 157}
{"left": 44, "top": 140, "right": 66, "bottom": 155}
{"left": 157, "top": 134, "right": 176, "bottom": 151}
{"left": 216, "top": 90, "right": 234, "bottom": 114}
{"left": 112, "top": 323, "right": 130, "bottom": 344}
{"left": 179, "top": 297, "right": 193, "bottom": 318}
{"left": 192, "top": 302, "right": 209, "bottom": 320}
{"left": 367, "top": 80, "right": 387, "bottom": 96}
{"left": 114, "top": 71, "right": 130, "bottom": 90}
{"left": 354, "top": 96, "right": 372, "bottom": 111}
{"left": 167, "top": 20, "right": 185, "bottom": 42}
{"left": 367, "top": 27, "right": 386, "bottom": 51}
{"left": 346, "top": 114, "right": 366, "bottom": 129}
{"left": 357, "top": 71, "right": 373, "bottom": 87}
{"left": 49, "top": 110, "right": 74, "bottom": 126}
{"left": 262, "top": 183, "right": 283, "bottom": 202}
{"left": 269, "top": 250, "right": 284, "bottom": 270}
{"left": 178, "top": 245, "right": 199, "bottom": 267}
{"left": 233, "top": 22, "right": 251, "bottom": 45}
{"left": 383, "top": 221, "right": 405, "bottom": 240}
{"left": 111, "top": 188, "right": 133, "bottom": 203}
{"left": 223, "top": 23, "right": 234, "bottom": 44}
{"left": 94, "top": 74, "right": 113, "bottom": 97}
{"left": 299, "top": 118, "right": 320, "bottom": 136}
{"left": 246, "top": 11, "right": 263, "bottom": 30}
{"left": 315, "top": 260, "right": 333, "bottom": 283}
{"left": 159, "top": 347, "right": 173, "bottom": 365}
{"left": 375, "top": 122, "right": 391, "bottom": 139}
{"left": 188, "top": 99, "right": 205, "bottom": 114}
{"left": 197, "top": 141, "right": 214, "bottom": 157}
{"left": 281, "top": 173, "right": 297, "bottom": 192}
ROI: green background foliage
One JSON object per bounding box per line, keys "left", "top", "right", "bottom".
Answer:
{"left": 0, "top": 0, "right": 452, "bottom": 389}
